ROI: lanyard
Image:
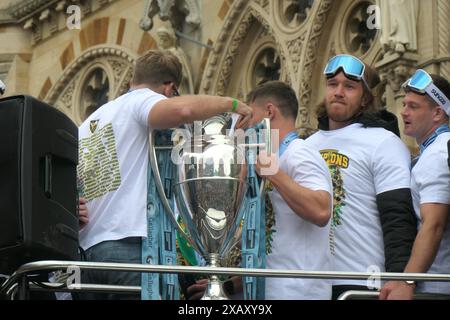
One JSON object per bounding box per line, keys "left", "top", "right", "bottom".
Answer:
{"left": 412, "top": 124, "right": 449, "bottom": 168}
{"left": 420, "top": 124, "right": 449, "bottom": 154}
{"left": 278, "top": 131, "right": 298, "bottom": 157}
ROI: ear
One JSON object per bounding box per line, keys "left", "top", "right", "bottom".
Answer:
{"left": 433, "top": 106, "right": 447, "bottom": 121}
{"left": 162, "top": 84, "right": 172, "bottom": 97}
{"left": 266, "top": 103, "right": 277, "bottom": 121}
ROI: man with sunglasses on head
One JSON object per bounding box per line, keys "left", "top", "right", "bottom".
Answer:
{"left": 379, "top": 71, "right": 450, "bottom": 300}
{"left": 304, "top": 54, "right": 417, "bottom": 299}
{"left": 77, "top": 49, "right": 252, "bottom": 299}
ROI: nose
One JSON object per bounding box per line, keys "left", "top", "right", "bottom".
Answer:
{"left": 334, "top": 83, "right": 345, "bottom": 97}
{"left": 400, "top": 106, "right": 408, "bottom": 117}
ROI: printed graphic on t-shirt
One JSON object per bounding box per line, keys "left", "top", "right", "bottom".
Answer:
{"left": 90, "top": 120, "right": 99, "bottom": 134}
{"left": 320, "top": 149, "right": 349, "bottom": 256}
{"left": 264, "top": 180, "right": 276, "bottom": 254}
{"left": 78, "top": 123, "right": 121, "bottom": 200}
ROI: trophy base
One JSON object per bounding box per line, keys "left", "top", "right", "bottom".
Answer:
{"left": 200, "top": 276, "right": 230, "bottom": 300}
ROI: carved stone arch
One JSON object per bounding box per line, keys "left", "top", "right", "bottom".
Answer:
{"left": 38, "top": 16, "right": 156, "bottom": 123}
{"left": 294, "top": 0, "right": 334, "bottom": 136}
{"left": 247, "top": 5, "right": 290, "bottom": 85}
{"left": 45, "top": 45, "right": 137, "bottom": 125}
{"left": 225, "top": 22, "right": 284, "bottom": 101}
{"left": 199, "top": 0, "right": 288, "bottom": 99}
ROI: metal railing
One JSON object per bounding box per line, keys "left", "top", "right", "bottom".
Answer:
{"left": 2, "top": 260, "right": 450, "bottom": 300}
{"left": 337, "top": 291, "right": 380, "bottom": 300}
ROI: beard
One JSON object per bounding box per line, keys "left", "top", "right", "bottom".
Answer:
{"left": 326, "top": 102, "right": 362, "bottom": 123}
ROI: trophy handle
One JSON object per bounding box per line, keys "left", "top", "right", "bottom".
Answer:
{"left": 259, "top": 118, "right": 271, "bottom": 195}
{"left": 223, "top": 118, "right": 271, "bottom": 260}
{"left": 148, "top": 130, "right": 203, "bottom": 254}
{"left": 262, "top": 118, "right": 271, "bottom": 154}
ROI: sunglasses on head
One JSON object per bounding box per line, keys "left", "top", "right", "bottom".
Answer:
{"left": 402, "top": 69, "right": 450, "bottom": 116}
{"left": 163, "top": 81, "right": 180, "bottom": 97}
{"left": 324, "top": 54, "right": 369, "bottom": 88}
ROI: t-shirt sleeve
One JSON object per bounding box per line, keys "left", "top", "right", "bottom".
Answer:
{"left": 417, "top": 148, "right": 450, "bottom": 205}
{"left": 132, "top": 91, "right": 167, "bottom": 128}
{"left": 285, "top": 142, "right": 332, "bottom": 196}
{"left": 372, "top": 134, "right": 411, "bottom": 194}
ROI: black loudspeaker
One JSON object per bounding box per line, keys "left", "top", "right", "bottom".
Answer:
{"left": 0, "top": 95, "right": 79, "bottom": 274}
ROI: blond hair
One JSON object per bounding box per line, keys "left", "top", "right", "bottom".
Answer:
{"left": 131, "top": 49, "right": 182, "bottom": 87}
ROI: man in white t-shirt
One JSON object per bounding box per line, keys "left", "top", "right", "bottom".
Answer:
{"left": 77, "top": 49, "right": 252, "bottom": 299}
{"left": 250, "top": 81, "right": 333, "bottom": 300}
{"left": 380, "top": 70, "right": 450, "bottom": 299}
{"left": 304, "top": 54, "right": 417, "bottom": 299}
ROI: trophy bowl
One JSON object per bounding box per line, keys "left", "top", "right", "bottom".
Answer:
{"left": 150, "top": 114, "right": 270, "bottom": 300}
{"left": 174, "top": 118, "right": 247, "bottom": 299}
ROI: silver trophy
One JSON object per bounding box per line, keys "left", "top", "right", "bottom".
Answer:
{"left": 150, "top": 114, "right": 270, "bottom": 300}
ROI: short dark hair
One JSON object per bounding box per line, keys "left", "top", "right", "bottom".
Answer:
{"left": 247, "top": 81, "right": 299, "bottom": 119}
{"left": 403, "top": 73, "right": 450, "bottom": 117}
{"left": 431, "top": 74, "right": 450, "bottom": 104}
{"left": 132, "top": 49, "right": 182, "bottom": 87}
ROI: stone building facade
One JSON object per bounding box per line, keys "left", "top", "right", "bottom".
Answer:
{"left": 0, "top": 0, "right": 449, "bottom": 152}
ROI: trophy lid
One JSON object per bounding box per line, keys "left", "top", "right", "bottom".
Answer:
{"left": 186, "top": 113, "right": 239, "bottom": 137}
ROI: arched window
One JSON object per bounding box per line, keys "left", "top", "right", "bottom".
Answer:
{"left": 81, "top": 67, "right": 110, "bottom": 119}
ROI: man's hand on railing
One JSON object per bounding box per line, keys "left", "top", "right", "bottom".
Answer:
{"left": 379, "top": 280, "right": 415, "bottom": 300}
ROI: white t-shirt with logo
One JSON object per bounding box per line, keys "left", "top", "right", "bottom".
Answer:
{"left": 265, "top": 139, "right": 333, "bottom": 300}
{"left": 305, "top": 124, "right": 411, "bottom": 287}
{"left": 412, "top": 132, "right": 450, "bottom": 294}
{"left": 78, "top": 88, "right": 166, "bottom": 250}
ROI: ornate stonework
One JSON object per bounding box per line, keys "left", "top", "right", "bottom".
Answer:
{"left": 216, "top": 11, "right": 254, "bottom": 96}
{"left": 249, "top": 5, "right": 287, "bottom": 83}
{"left": 344, "top": 1, "right": 377, "bottom": 56}
{"left": 438, "top": 0, "right": 450, "bottom": 80}
{"left": 201, "top": 0, "right": 291, "bottom": 99}
{"left": 286, "top": 35, "right": 305, "bottom": 74}
{"left": 58, "top": 76, "right": 78, "bottom": 110}
{"left": 201, "top": 0, "right": 248, "bottom": 94}
{"left": 139, "top": 0, "right": 200, "bottom": 31}
{"left": 276, "top": 0, "right": 314, "bottom": 29}
{"left": 253, "top": 0, "right": 270, "bottom": 10}
{"left": 46, "top": 46, "right": 135, "bottom": 124}
{"left": 198, "top": 0, "right": 334, "bottom": 134}
{"left": 8, "top": 0, "right": 55, "bottom": 19}
{"left": 108, "top": 59, "right": 129, "bottom": 92}
{"left": 0, "top": 0, "right": 446, "bottom": 151}
{"left": 7, "top": 0, "right": 118, "bottom": 45}
{"left": 376, "top": 52, "right": 419, "bottom": 93}
{"left": 296, "top": 0, "right": 333, "bottom": 130}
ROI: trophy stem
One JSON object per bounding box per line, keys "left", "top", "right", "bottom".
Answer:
{"left": 201, "top": 254, "right": 229, "bottom": 300}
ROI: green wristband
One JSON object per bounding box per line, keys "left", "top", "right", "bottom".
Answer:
{"left": 231, "top": 99, "right": 238, "bottom": 112}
